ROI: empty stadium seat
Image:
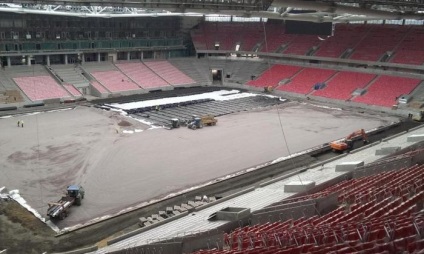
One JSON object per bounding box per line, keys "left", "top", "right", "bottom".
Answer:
{"left": 13, "top": 76, "right": 70, "bottom": 101}
{"left": 191, "top": 165, "right": 424, "bottom": 254}
{"left": 115, "top": 62, "right": 170, "bottom": 89}
{"left": 312, "top": 71, "right": 375, "bottom": 100}
{"left": 277, "top": 68, "right": 336, "bottom": 94}
{"left": 352, "top": 75, "right": 420, "bottom": 107}
{"left": 246, "top": 64, "right": 302, "bottom": 88}
{"left": 144, "top": 61, "right": 195, "bottom": 86}
{"left": 90, "top": 70, "right": 141, "bottom": 92}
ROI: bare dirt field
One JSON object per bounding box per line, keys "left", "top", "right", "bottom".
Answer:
{"left": 0, "top": 102, "right": 398, "bottom": 232}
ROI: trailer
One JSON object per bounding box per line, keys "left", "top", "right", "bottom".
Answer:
{"left": 47, "top": 185, "right": 85, "bottom": 220}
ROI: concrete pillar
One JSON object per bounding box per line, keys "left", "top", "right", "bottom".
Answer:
{"left": 81, "top": 54, "right": 85, "bottom": 64}
{"left": 7, "top": 57, "right": 11, "bottom": 67}
{"left": 97, "top": 52, "right": 101, "bottom": 62}
{"left": 127, "top": 52, "right": 131, "bottom": 61}
{"left": 64, "top": 54, "right": 68, "bottom": 65}
{"left": 153, "top": 51, "right": 156, "bottom": 59}
{"left": 46, "top": 55, "right": 50, "bottom": 66}
{"left": 140, "top": 51, "right": 144, "bottom": 60}
{"left": 27, "top": 56, "right": 31, "bottom": 66}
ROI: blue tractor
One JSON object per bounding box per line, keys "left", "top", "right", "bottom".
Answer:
{"left": 188, "top": 116, "right": 203, "bottom": 130}
{"left": 47, "top": 185, "right": 85, "bottom": 220}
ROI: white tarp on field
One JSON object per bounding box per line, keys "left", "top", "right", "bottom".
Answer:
{"left": 106, "top": 90, "right": 278, "bottom": 111}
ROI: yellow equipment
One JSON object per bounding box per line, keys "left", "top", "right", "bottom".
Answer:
{"left": 264, "top": 86, "right": 273, "bottom": 93}
{"left": 188, "top": 115, "right": 217, "bottom": 130}
{"left": 412, "top": 111, "right": 424, "bottom": 122}
{"left": 201, "top": 115, "right": 217, "bottom": 126}
{"left": 330, "top": 129, "right": 369, "bottom": 152}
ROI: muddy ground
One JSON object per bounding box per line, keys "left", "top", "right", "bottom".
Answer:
{"left": 0, "top": 101, "right": 399, "bottom": 253}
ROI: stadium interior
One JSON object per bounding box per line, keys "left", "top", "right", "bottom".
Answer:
{"left": 1, "top": 0, "right": 424, "bottom": 253}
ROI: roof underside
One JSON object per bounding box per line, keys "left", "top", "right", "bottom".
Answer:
{"left": 0, "top": 0, "right": 423, "bottom": 22}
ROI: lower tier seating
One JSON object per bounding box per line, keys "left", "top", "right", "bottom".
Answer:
{"left": 192, "top": 165, "right": 424, "bottom": 254}
{"left": 246, "top": 65, "right": 302, "bottom": 88}
{"left": 13, "top": 76, "right": 70, "bottom": 101}
{"left": 352, "top": 75, "right": 420, "bottom": 107}
{"left": 277, "top": 68, "right": 336, "bottom": 94}
{"left": 312, "top": 71, "right": 376, "bottom": 100}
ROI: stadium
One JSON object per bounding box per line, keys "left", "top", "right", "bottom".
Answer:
{"left": 0, "top": 0, "right": 424, "bottom": 253}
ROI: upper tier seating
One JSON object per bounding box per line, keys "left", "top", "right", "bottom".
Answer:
{"left": 190, "top": 30, "right": 208, "bottom": 50}
{"left": 283, "top": 35, "right": 321, "bottom": 55}
{"left": 277, "top": 68, "right": 336, "bottom": 94}
{"left": 314, "top": 24, "right": 371, "bottom": 58}
{"left": 144, "top": 61, "right": 196, "bottom": 86}
{"left": 115, "top": 62, "right": 170, "bottom": 89}
{"left": 246, "top": 65, "right": 302, "bottom": 88}
{"left": 192, "top": 22, "right": 424, "bottom": 66}
{"left": 240, "top": 23, "right": 265, "bottom": 51}
{"left": 390, "top": 27, "right": 424, "bottom": 65}
{"left": 194, "top": 22, "right": 266, "bottom": 51}
{"left": 261, "top": 22, "right": 296, "bottom": 53}
{"left": 13, "top": 76, "right": 70, "bottom": 101}
{"left": 391, "top": 50, "right": 424, "bottom": 65}
{"left": 350, "top": 25, "right": 408, "bottom": 61}
{"left": 352, "top": 75, "right": 420, "bottom": 107}
{"left": 201, "top": 22, "right": 238, "bottom": 50}
{"left": 90, "top": 70, "right": 141, "bottom": 92}
{"left": 312, "top": 71, "right": 376, "bottom": 100}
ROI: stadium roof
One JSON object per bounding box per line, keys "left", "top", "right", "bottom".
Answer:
{"left": 0, "top": 0, "right": 423, "bottom": 22}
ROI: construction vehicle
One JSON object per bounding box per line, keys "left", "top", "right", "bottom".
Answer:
{"left": 188, "top": 116, "right": 203, "bottom": 130}
{"left": 264, "top": 86, "right": 274, "bottom": 93}
{"left": 412, "top": 111, "right": 424, "bottom": 122}
{"left": 200, "top": 115, "right": 218, "bottom": 126}
{"left": 170, "top": 118, "right": 181, "bottom": 129}
{"left": 188, "top": 115, "right": 217, "bottom": 130}
{"left": 47, "top": 185, "right": 85, "bottom": 220}
{"left": 330, "top": 129, "right": 369, "bottom": 152}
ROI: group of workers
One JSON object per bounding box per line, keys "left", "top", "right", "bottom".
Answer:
{"left": 17, "top": 120, "right": 24, "bottom": 128}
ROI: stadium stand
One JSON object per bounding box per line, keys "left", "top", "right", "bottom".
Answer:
{"left": 352, "top": 75, "right": 421, "bottom": 107}
{"left": 13, "top": 76, "right": 70, "bottom": 101}
{"left": 192, "top": 164, "right": 424, "bottom": 254}
{"left": 200, "top": 22, "right": 238, "bottom": 51}
{"left": 144, "top": 61, "right": 195, "bottom": 86}
{"left": 240, "top": 23, "right": 265, "bottom": 52}
{"left": 277, "top": 68, "right": 336, "bottom": 94}
{"left": 390, "top": 26, "right": 424, "bottom": 65}
{"left": 313, "top": 24, "right": 371, "bottom": 58}
{"left": 223, "top": 60, "right": 268, "bottom": 84}
{"left": 90, "top": 81, "right": 109, "bottom": 94}
{"left": 283, "top": 35, "right": 321, "bottom": 56}
{"left": 261, "top": 22, "right": 296, "bottom": 53}
{"left": 81, "top": 62, "right": 118, "bottom": 73}
{"left": 90, "top": 70, "right": 141, "bottom": 92}
{"left": 191, "top": 28, "right": 208, "bottom": 50}
{"left": 63, "top": 83, "right": 82, "bottom": 97}
{"left": 312, "top": 71, "right": 376, "bottom": 100}
{"left": 246, "top": 64, "right": 302, "bottom": 88}
{"left": 49, "top": 65, "right": 90, "bottom": 88}
{"left": 350, "top": 25, "right": 408, "bottom": 62}
{"left": 168, "top": 58, "right": 211, "bottom": 85}
{"left": 115, "top": 62, "right": 170, "bottom": 89}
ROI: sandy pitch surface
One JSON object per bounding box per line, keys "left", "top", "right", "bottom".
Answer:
{"left": 0, "top": 103, "right": 398, "bottom": 229}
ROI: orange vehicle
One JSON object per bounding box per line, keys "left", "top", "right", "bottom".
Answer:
{"left": 330, "top": 129, "right": 369, "bottom": 152}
